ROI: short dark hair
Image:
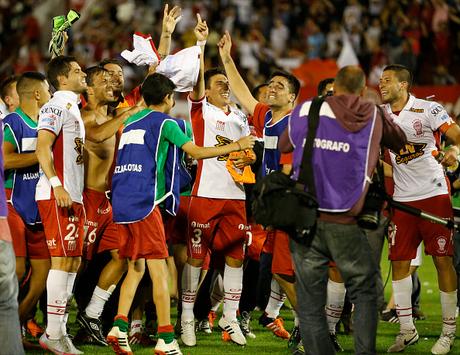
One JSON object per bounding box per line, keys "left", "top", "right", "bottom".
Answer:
{"left": 252, "top": 83, "right": 268, "bottom": 101}
{"left": 0, "top": 75, "right": 19, "bottom": 101}
{"left": 85, "top": 66, "right": 108, "bottom": 86}
{"left": 335, "top": 66, "right": 366, "bottom": 95}
{"left": 204, "top": 68, "right": 226, "bottom": 89}
{"left": 383, "top": 64, "right": 413, "bottom": 89}
{"left": 317, "top": 78, "right": 335, "bottom": 96}
{"left": 100, "top": 58, "right": 123, "bottom": 70}
{"left": 269, "top": 70, "right": 301, "bottom": 99}
{"left": 47, "top": 55, "right": 78, "bottom": 90}
{"left": 16, "top": 72, "right": 47, "bottom": 95}
{"left": 141, "top": 73, "right": 176, "bottom": 106}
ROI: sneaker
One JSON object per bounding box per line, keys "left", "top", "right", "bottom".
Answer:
{"left": 330, "top": 333, "right": 344, "bottom": 352}
{"left": 431, "top": 333, "right": 455, "bottom": 354}
{"left": 381, "top": 309, "right": 399, "bottom": 323}
{"left": 63, "top": 335, "right": 84, "bottom": 355}
{"left": 77, "top": 312, "right": 108, "bottom": 346}
{"left": 39, "top": 333, "right": 72, "bottom": 354}
{"left": 221, "top": 330, "right": 231, "bottom": 342}
{"left": 180, "top": 319, "right": 196, "bottom": 347}
{"left": 266, "top": 318, "right": 290, "bottom": 339}
{"left": 288, "top": 326, "right": 301, "bottom": 350}
{"left": 208, "top": 310, "right": 217, "bottom": 330}
{"left": 412, "top": 308, "right": 426, "bottom": 321}
{"left": 292, "top": 339, "right": 305, "bottom": 355}
{"left": 387, "top": 329, "right": 419, "bottom": 352}
{"left": 154, "top": 338, "right": 182, "bottom": 355}
{"left": 107, "top": 326, "right": 132, "bottom": 355}
{"left": 26, "top": 318, "right": 45, "bottom": 338}
{"left": 218, "top": 317, "right": 246, "bottom": 346}
{"left": 239, "top": 311, "right": 256, "bottom": 339}
{"left": 196, "top": 319, "right": 212, "bottom": 334}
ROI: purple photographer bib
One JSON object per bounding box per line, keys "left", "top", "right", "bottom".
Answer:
{"left": 289, "top": 101, "right": 376, "bottom": 212}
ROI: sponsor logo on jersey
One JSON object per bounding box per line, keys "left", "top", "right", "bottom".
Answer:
{"left": 22, "top": 172, "right": 40, "bottom": 181}
{"left": 216, "top": 120, "right": 226, "bottom": 131}
{"left": 394, "top": 142, "right": 427, "bottom": 164}
{"left": 409, "top": 107, "right": 424, "bottom": 113}
{"left": 47, "top": 238, "right": 57, "bottom": 248}
{"left": 41, "top": 106, "right": 63, "bottom": 117}
{"left": 412, "top": 119, "right": 424, "bottom": 137}
{"left": 430, "top": 105, "right": 443, "bottom": 116}
{"left": 190, "top": 221, "right": 210, "bottom": 229}
{"left": 114, "top": 164, "right": 143, "bottom": 174}
{"left": 215, "top": 135, "right": 233, "bottom": 161}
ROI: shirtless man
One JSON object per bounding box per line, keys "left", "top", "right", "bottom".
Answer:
{"left": 76, "top": 66, "right": 140, "bottom": 345}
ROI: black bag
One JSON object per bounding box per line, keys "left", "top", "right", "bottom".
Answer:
{"left": 252, "top": 96, "right": 324, "bottom": 244}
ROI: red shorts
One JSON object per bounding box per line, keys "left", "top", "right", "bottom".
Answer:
{"left": 187, "top": 196, "right": 247, "bottom": 261}
{"left": 262, "top": 229, "right": 294, "bottom": 276}
{"left": 7, "top": 203, "right": 49, "bottom": 259}
{"left": 83, "top": 189, "right": 119, "bottom": 260}
{"left": 389, "top": 194, "right": 454, "bottom": 260}
{"left": 118, "top": 206, "right": 168, "bottom": 260}
{"left": 37, "top": 200, "right": 85, "bottom": 257}
{"left": 245, "top": 223, "right": 267, "bottom": 261}
{"left": 164, "top": 195, "right": 190, "bottom": 245}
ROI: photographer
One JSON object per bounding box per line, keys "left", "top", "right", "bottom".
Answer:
{"left": 278, "top": 66, "right": 407, "bottom": 355}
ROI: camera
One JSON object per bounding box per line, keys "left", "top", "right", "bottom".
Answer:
{"left": 357, "top": 172, "right": 386, "bottom": 230}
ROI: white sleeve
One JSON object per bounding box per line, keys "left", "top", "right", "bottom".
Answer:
{"left": 38, "top": 104, "right": 64, "bottom": 135}
{"left": 428, "top": 101, "right": 454, "bottom": 131}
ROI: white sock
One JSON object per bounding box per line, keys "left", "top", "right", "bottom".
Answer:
{"left": 440, "top": 290, "right": 457, "bottom": 335}
{"left": 62, "top": 272, "right": 77, "bottom": 335}
{"left": 223, "top": 264, "right": 243, "bottom": 321}
{"left": 129, "top": 319, "right": 143, "bottom": 336}
{"left": 265, "top": 279, "right": 286, "bottom": 319}
{"left": 210, "top": 271, "right": 224, "bottom": 312}
{"left": 393, "top": 276, "right": 415, "bottom": 332}
{"left": 293, "top": 310, "right": 299, "bottom": 327}
{"left": 326, "top": 279, "right": 346, "bottom": 334}
{"left": 46, "top": 270, "right": 69, "bottom": 339}
{"left": 181, "top": 263, "right": 201, "bottom": 321}
{"left": 85, "top": 285, "right": 114, "bottom": 319}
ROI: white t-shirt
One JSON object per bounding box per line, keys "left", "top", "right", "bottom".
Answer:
{"left": 188, "top": 96, "right": 250, "bottom": 200}
{"left": 385, "top": 95, "right": 454, "bottom": 202}
{"left": 36, "top": 91, "right": 85, "bottom": 203}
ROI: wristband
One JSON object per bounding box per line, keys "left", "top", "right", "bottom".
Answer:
{"left": 49, "top": 176, "right": 62, "bottom": 188}
{"left": 196, "top": 40, "right": 207, "bottom": 46}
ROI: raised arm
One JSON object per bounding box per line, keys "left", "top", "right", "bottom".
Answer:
{"left": 190, "top": 13, "right": 209, "bottom": 101}
{"left": 157, "top": 4, "right": 181, "bottom": 60}
{"left": 36, "top": 130, "right": 72, "bottom": 208}
{"left": 218, "top": 31, "right": 259, "bottom": 115}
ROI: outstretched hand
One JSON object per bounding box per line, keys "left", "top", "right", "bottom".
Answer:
{"left": 194, "top": 13, "right": 209, "bottom": 42}
{"left": 162, "top": 4, "right": 182, "bottom": 36}
{"left": 237, "top": 135, "right": 256, "bottom": 150}
{"left": 218, "top": 31, "right": 232, "bottom": 59}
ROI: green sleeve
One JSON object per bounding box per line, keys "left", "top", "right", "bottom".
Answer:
{"left": 162, "top": 120, "right": 192, "bottom": 147}
{"left": 185, "top": 120, "right": 193, "bottom": 140}
{"left": 3, "top": 125, "right": 17, "bottom": 149}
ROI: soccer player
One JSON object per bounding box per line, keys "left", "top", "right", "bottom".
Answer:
{"left": 180, "top": 17, "right": 255, "bottom": 347}
{"left": 380, "top": 64, "right": 459, "bottom": 354}
{"left": 218, "top": 30, "right": 300, "bottom": 340}
{"left": 35, "top": 55, "right": 87, "bottom": 354}
{"left": 76, "top": 66, "right": 141, "bottom": 345}
{"left": 3, "top": 72, "right": 51, "bottom": 332}
{"left": 106, "top": 72, "right": 254, "bottom": 355}
{"left": 0, "top": 75, "right": 20, "bottom": 114}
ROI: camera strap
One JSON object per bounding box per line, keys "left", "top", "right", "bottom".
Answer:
{"left": 296, "top": 95, "right": 325, "bottom": 198}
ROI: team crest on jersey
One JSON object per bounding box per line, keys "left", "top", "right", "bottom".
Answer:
{"left": 412, "top": 119, "right": 424, "bottom": 137}
{"left": 215, "top": 135, "right": 232, "bottom": 161}
{"left": 74, "top": 137, "right": 84, "bottom": 165}
{"left": 436, "top": 236, "right": 448, "bottom": 254}
{"left": 394, "top": 142, "right": 427, "bottom": 164}
{"left": 66, "top": 103, "right": 72, "bottom": 110}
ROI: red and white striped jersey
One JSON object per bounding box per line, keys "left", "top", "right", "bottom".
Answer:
{"left": 189, "top": 96, "right": 250, "bottom": 200}
{"left": 36, "top": 91, "right": 85, "bottom": 203}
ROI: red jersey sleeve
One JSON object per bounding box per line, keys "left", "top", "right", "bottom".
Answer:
{"left": 279, "top": 152, "right": 293, "bottom": 165}
{"left": 124, "top": 86, "right": 142, "bottom": 107}
{"left": 251, "top": 103, "right": 270, "bottom": 138}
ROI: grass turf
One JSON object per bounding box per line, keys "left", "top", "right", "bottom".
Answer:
{"left": 26, "top": 241, "right": 458, "bottom": 354}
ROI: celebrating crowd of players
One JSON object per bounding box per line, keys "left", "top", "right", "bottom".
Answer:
{"left": 1, "top": 4, "right": 460, "bottom": 355}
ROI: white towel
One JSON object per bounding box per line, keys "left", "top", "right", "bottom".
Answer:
{"left": 121, "top": 32, "right": 161, "bottom": 67}
{"left": 156, "top": 46, "right": 201, "bottom": 92}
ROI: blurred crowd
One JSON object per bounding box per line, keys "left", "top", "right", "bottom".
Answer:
{"left": 1, "top": 0, "right": 460, "bottom": 92}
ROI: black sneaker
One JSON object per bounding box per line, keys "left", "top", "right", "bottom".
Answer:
{"left": 239, "top": 311, "right": 256, "bottom": 339}
{"left": 330, "top": 332, "right": 344, "bottom": 352}
{"left": 258, "top": 312, "right": 275, "bottom": 327}
{"left": 77, "top": 312, "right": 108, "bottom": 346}
{"left": 288, "top": 326, "right": 301, "bottom": 350}
{"left": 381, "top": 309, "right": 399, "bottom": 323}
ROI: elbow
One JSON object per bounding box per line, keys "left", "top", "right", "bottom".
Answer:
{"left": 87, "top": 134, "right": 106, "bottom": 144}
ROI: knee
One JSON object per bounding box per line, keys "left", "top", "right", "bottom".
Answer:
{"left": 433, "top": 256, "right": 454, "bottom": 272}
{"left": 129, "top": 260, "right": 145, "bottom": 277}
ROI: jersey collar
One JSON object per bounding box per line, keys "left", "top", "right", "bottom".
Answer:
{"left": 53, "top": 90, "right": 80, "bottom": 103}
